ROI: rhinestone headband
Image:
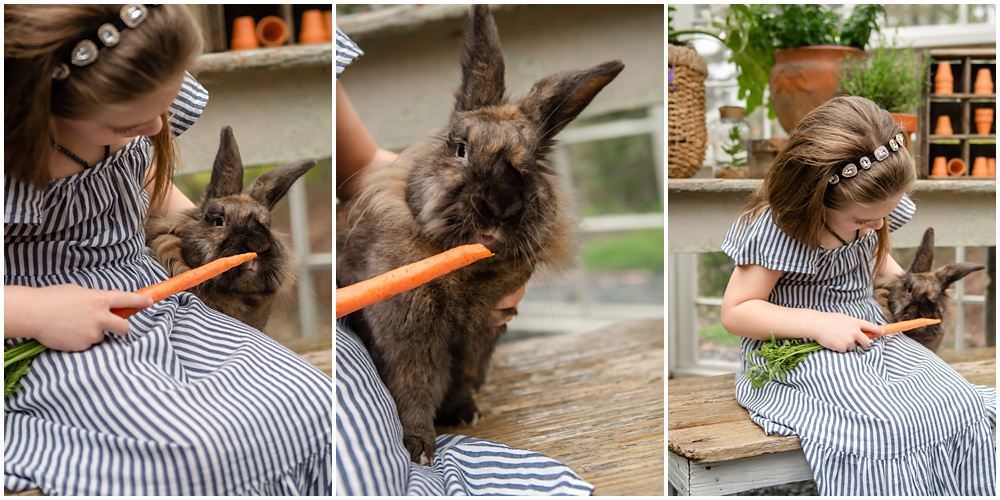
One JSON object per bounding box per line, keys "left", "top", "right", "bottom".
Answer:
{"left": 828, "top": 133, "right": 906, "bottom": 185}
{"left": 52, "top": 5, "right": 153, "bottom": 81}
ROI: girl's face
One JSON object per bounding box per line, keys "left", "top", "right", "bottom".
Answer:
{"left": 824, "top": 193, "right": 904, "bottom": 236}
{"left": 51, "top": 69, "right": 187, "bottom": 147}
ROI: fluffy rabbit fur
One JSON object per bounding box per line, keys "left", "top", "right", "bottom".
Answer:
{"left": 146, "top": 126, "right": 316, "bottom": 332}
{"left": 337, "top": 5, "right": 623, "bottom": 464}
{"left": 874, "top": 227, "right": 985, "bottom": 352}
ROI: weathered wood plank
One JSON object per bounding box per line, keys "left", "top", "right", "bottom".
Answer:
{"left": 668, "top": 347, "right": 996, "bottom": 464}
{"left": 437, "top": 318, "right": 665, "bottom": 497}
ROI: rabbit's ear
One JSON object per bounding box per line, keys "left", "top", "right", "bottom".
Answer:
{"left": 908, "top": 227, "right": 935, "bottom": 273}
{"left": 936, "top": 262, "right": 986, "bottom": 290}
{"left": 205, "top": 126, "right": 245, "bottom": 200}
{"left": 519, "top": 60, "right": 624, "bottom": 144}
{"left": 248, "top": 160, "right": 317, "bottom": 210}
{"left": 454, "top": 5, "right": 506, "bottom": 113}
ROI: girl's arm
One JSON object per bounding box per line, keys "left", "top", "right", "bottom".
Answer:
{"left": 144, "top": 160, "right": 195, "bottom": 217}
{"left": 5, "top": 285, "right": 152, "bottom": 351}
{"left": 721, "top": 264, "right": 879, "bottom": 352}
{"left": 336, "top": 82, "right": 396, "bottom": 201}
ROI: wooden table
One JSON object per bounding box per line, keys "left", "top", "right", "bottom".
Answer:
{"left": 668, "top": 347, "right": 996, "bottom": 495}
{"left": 438, "top": 318, "right": 665, "bottom": 496}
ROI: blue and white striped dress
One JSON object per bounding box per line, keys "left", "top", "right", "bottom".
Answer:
{"left": 335, "top": 29, "right": 594, "bottom": 496}
{"left": 4, "top": 74, "right": 332, "bottom": 495}
{"left": 722, "top": 194, "right": 996, "bottom": 495}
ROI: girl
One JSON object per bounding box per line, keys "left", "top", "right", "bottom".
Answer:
{"left": 720, "top": 96, "right": 995, "bottom": 495}
{"left": 5, "top": 5, "right": 331, "bottom": 495}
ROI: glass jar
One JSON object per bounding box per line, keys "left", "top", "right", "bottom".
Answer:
{"left": 710, "top": 106, "right": 751, "bottom": 175}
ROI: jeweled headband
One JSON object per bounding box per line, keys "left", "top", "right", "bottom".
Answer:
{"left": 52, "top": 5, "right": 154, "bottom": 81}
{"left": 828, "top": 133, "right": 906, "bottom": 185}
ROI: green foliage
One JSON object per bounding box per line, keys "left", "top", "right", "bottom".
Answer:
{"left": 5, "top": 340, "right": 48, "bottom": 411}
{"left": 712, "top": 5, "right": 885, "bottom": 117}
{"left": 838, "top": 42, "right": 929, "bottom": 113}
{"left": 744, "top": 333, "right": 824, "bottom": 388}
{"left": 721, "top": 125, "right": 747, "bottom": 167}
{"left": 583, "top": 229, "right": 663, "bottom": 273}
{"left": 698, "top": 321, "right": 742, "bottom": 346}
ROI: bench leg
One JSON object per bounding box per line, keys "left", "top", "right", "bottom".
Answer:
{"left": 668, "top": 450, "right": 814, "bottom": 495}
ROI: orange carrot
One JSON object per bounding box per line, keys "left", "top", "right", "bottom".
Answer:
{"left": 111, "top": 252, "right": 258, "bottom": 318}
{"left": 336, "top": 243, "right": 494, "bottom": 318}
{"left": 865, "top": 318, "right": 941, "bottom": 338}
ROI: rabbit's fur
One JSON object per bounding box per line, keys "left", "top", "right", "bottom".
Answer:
{"left": 146, "top": 126, "right": 316, "bottom": 332}
{"left": 873, "top": 227, "right": 985, "bottom": 352}
{"left": 337, "top": 5, "right": 623, "bottom": 465}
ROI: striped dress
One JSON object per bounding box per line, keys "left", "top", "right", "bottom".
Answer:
{"left": 334, "top": 29, "right": 594, "bottom": 495}
{"left": 4, "top": 74, "right": 332, "bottom": 495}
{"left": 721, "top": 194, "right": 996, "bottom": 495}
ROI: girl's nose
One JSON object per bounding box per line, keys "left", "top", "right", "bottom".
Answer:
{"left": 867, "top": 218, "right": 884, "bottom": 230}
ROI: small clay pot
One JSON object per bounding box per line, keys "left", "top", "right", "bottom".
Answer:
{"left": 971, "top": 156, "right": 989, "bottom": 177}
{"left": 947, "top": 158, "right": 966, "bottom": 176}
{"left": 931, "top": 156, "right": 948, "bottom": 177}
{"left": 974, "top": 68, "right": 994, "bottom": 95}
{"left": 935, "top": 115, "right": 953, "bottom": 136}
{"left": 231, "top": 16, "right": 259, "bottom": 51}
{"left": 974, "top": 108, "right": 994, "bottom": 135}
{"left": 255, "top": 16, "right": 289, "bottom": 47}
{"left": 989, "top": 158, "right": 997, "bottom": 177}
{"left": 299, "top": 9, "right": 326, "bottom": 44}
{"left": 935, "top": 62, "right": 954, "bottom": 94}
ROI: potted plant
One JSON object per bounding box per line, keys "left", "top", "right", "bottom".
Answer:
{"left": 711, "top": 4, "right": 885, "bottom": 132}
{"left": 667, "top": 7, "right": 710, "bottom": 178}
{"left": 837, "top": 41, "right": 930, "bottom": 148}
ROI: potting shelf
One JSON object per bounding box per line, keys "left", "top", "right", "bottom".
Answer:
{"left": 921, "top": 48, "right": 997, "bottom": 179}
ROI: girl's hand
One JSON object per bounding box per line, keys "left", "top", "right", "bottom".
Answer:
{"left": 493, "top": 284, "right": 527, "bottom": 327}
{"left": 810, "top": 313, "right": 878, "bottom": 352}
{"left": 6, "top": 284, "right": 152, "bottom": 352}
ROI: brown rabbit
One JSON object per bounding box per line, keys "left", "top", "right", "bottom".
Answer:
{"left": 874, "top": 227, "right": 985, "bottom": 352}
{"left": 337, "top": 5, "right": 623, "bottom": 465}
{"left": 146, "top": 125, "right": 316, "bottom": 331}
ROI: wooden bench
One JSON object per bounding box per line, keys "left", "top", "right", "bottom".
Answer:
{"left": 668, "top": 347, "right": 996, "bottom": 495}
{"left": 438, "top": 318, "right": 665, "bottom": 496}
{"left": 4, "top": 339, "right": 331, "bottom": 497}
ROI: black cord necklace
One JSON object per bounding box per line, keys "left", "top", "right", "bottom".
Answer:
{"left": 50, "top": 139, "right": 110, "bottom": 169}
{"left": 823, "top": 221, "right": 858, "bottom": 246}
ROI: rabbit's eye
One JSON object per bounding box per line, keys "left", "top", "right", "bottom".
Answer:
{"left": 213, "top": 216, "right": 225, "bottom": 227}
{"left": 455, "top": 143, "right": 467, "bottom": 158}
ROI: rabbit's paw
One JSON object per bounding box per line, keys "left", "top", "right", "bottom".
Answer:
{"left": 436, "top": 398, "right": 481, "bottom": 427}
{"left": 403, "top": 430, "right": 436, "bottom": 466}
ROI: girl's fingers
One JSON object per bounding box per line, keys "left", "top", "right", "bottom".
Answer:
{"left": 106, "top": 290, "right": 154, "bottom": 310}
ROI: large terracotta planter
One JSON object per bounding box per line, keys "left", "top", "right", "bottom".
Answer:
{"left": 769, "top": 46, "right": 865, "bottom": 133}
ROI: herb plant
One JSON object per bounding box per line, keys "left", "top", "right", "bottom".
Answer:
{"left": 838, "top": 42, "right": 929, "bottom": 114}
{"left": 721, "top": 125, "right": 748, "bottom": 167}
{"left": 744, "top": 333, "right": 823, "bottom": 389}
{"left": 4, "top": 340, "right": 47, "bottom": 413}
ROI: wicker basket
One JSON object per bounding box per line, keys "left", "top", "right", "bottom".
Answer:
{"left": 668, "top": 44, "right": 709, "bottom": 178}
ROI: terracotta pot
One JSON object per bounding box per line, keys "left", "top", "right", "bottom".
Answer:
{"left": 972, "top": 156, "right": 989, "bottom": 177}
{"left": 931, "top": 156, "right": 948, "bottom": 177}
{"left": 974, "top": 108, "right": 994, "bottom": 135}
{"left": 935, "top": 62, "right": 953, "bottom": 94}
{"left": 299, "top": 9, "right": 326, "bottom": 44}
{"left": 947, "top": 158, "right": 966, "bottom": 176}
{"left": 974, "top": 68, "right": 994, "bottom": 95}
{"left": 255, "top": 16, "right": 289, "bottom": 47}
{"left": 231, "top": 16, "right": 259, "bottom": 50}
{"left": 324, "top": 10, "right": 333, "bottom": 41}
{"left": 890, "top": 113, "right": 917, "bottom": 149}
{"left": 989, "top": 158, "right": 996, "bottom": 177}
{"left": 935, "top": 115, "right": 953, "bottom": 136}
{"left": 769, "top": 46, "right": 865, "bottom": 133}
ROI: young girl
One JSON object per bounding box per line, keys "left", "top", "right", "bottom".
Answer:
{"left": 720, "top": 96, "right": 995, "bottom": 495}
{"left": 5, "top": 5, "right": 331, "bottom": 495}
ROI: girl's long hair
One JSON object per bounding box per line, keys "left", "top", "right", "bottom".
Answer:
{"left": 740, "top": 96, "right": 917, "bottom": 276}
{"left": 5, "top": 4, "right": 203, "bottom": 209}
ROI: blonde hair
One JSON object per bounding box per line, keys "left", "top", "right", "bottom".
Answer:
{"left": 5, "top": 4, "right": 203, "bottom": 208}
{"left": 741, "top": 96, "right": 916, "bottom": 276}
